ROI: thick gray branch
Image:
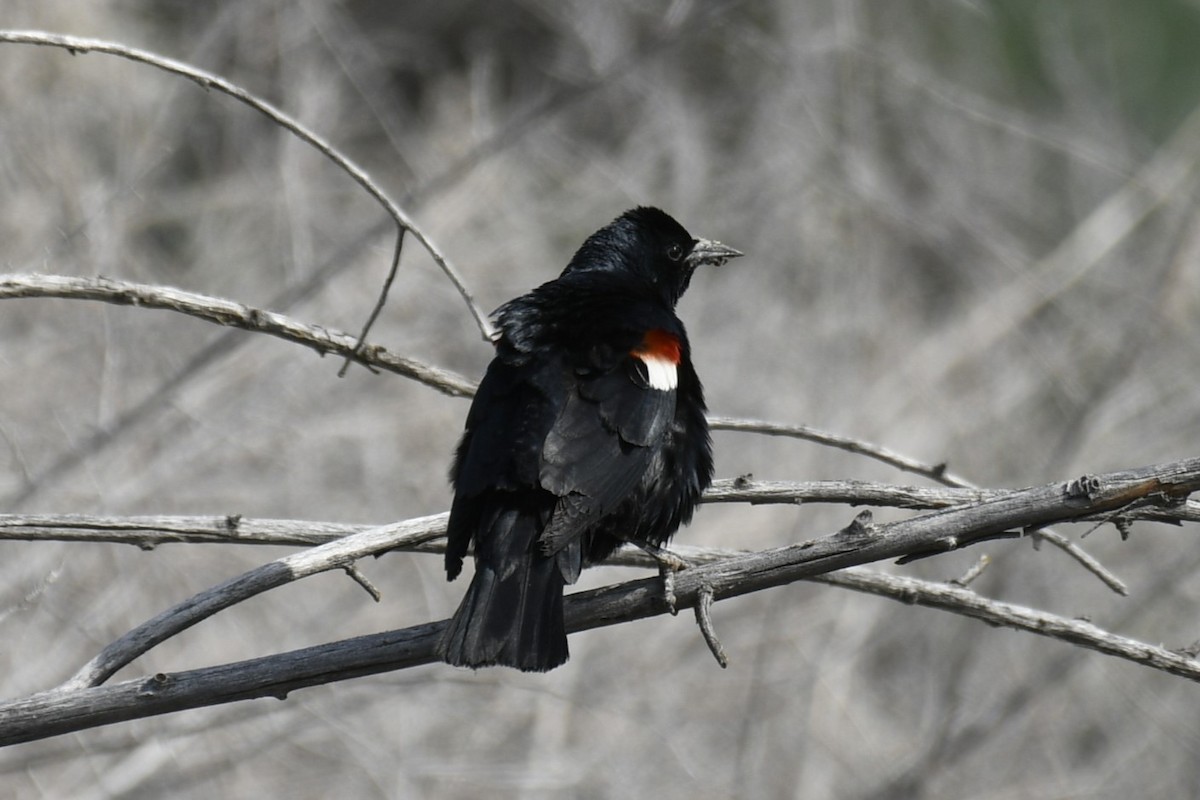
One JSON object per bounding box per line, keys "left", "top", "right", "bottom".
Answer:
{"left": 58, "top": 514, "right": 448, "bottom": 691}
{"left": 5, "top": 552, "right": 1200, "bottom": 746}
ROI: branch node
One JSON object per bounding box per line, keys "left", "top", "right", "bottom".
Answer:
{"left": 838, "top": 510, "right": 876, "bottom": 542}
{"left": 1025, "top": 526, "right": 1045, "bottom": 550}
{"left": 1114, "top": 517, "right": 1133, "bottom": 541}
{"left": 138, "top": 672, "right": 173, "bottom": 697}
{"left": 1171, "top": 640, "right": 1200, "bottom": 658}
{"left": 1065, "top": 474, "right": 1102, "bottom": 501}
{"left": 693, "top": 584, "right": 728, "bottom": 668}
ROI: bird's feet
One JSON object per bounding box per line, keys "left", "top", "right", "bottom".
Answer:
{"left": 636, "top": 542, "right": 691, "bottom": 615}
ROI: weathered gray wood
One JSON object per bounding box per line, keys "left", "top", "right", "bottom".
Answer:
{"left": 59, "top": 514, "right": 448, "bottom": 691}
{"left": 0, "top": 458, "right": 1195, "bottom": 745}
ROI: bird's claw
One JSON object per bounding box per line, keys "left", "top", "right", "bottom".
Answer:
{"left": 638, "top": 543, "right": 691, "bottom": 615}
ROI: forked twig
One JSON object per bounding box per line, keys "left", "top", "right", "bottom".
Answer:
{"left": 711, "top": 415, "right": 1130, "bottom": 594}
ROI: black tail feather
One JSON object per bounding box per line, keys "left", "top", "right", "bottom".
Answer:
{"left": 437, "top": 506, "right": 569, "bottom": 672}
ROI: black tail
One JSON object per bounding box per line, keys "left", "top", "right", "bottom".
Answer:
{"left": 437, "top": 506, "right": 570, "bottom": 672}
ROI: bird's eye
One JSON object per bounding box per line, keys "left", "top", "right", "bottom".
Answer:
{"left": 666, "top": 243, "right": 684, "bottom": 262}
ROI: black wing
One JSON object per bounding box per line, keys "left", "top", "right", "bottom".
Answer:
{"left": 446, "top": 336, "right": 678, "bottom": 584}
{"left": 536, "top": 349, "right": 676, "bottom": 565}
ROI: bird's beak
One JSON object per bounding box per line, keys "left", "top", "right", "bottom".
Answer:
{"left": 687, "top": 238, "right": 743, "bottom": 268}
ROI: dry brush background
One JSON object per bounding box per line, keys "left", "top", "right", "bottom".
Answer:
{"left": 3, "top": 1, "right": 1200, "bottom": 798}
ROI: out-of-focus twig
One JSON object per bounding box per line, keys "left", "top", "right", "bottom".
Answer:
{"left": 878, "top": 99, "right": 1200, "bottom": 409}
{"left": 0, "top": 29, "right": 495, "bottom": 344}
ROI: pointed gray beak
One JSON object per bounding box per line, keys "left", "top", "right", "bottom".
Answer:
{"left": 687, "top": 238, "right": 743, "bottom": 268}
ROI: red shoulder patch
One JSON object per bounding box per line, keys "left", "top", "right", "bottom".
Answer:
{"left": 632, "top": 328, "right": 681, "bottom": 364}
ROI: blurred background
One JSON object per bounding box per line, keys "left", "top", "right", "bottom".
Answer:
{"left": 3, "top": 1, "right": 1200, "bottom": 797}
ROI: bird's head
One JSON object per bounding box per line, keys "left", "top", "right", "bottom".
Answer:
{"left": 561, "top": 207, "right": 742, "bottom": 307}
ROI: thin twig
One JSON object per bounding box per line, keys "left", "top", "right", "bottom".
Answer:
{"left": 343, "top": 566, "right": 382, "bottom": 603}
{"left": 708, "top": 415, "right": 972, "bottom": 486}
{"left": 1029, "top": 528, "right": 1127, "bottom": 596}
{"left": 693, "top": 585, "right": 728, "bottom": 668}
{"left": 949, "top": 554, "right": 990, "bottom": 588}
{"left": 338, "top": 229, "right": 406, "bottom": 378}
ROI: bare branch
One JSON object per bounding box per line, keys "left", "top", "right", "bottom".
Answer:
{"left": 0, "top": 274, "right": 475, "bottom": 397}
{"left": 708, "top": 419, "right": 1147, "bottom": 592}
{"left": 0, "top": 28, "right": 495, "bottom": 342}
{"left": 0, "top": 513, "right": 370, "bottom": 548}
{"left": 4, "top": 481, "right": 1196, "bottom": 549}
{"left": 811, "top": 568, "right": 1200, "bottom": 678}
{"left": 59, "top": 514, "right": 448, "bottom": 691}
{"left": 7, "top": 532, "right": 1200, "bottom": 745}
{"left": 53, "top": 458, "right": 1200, "bottom": 696}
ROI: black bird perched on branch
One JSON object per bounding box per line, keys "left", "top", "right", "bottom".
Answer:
{"left": 437, "top": 207, "right": 741, "bottom": 672}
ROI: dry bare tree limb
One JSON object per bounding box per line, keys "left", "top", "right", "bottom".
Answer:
{"left": 0, "top": 513, "right": 370, "bottom": 548}
{"left": 0, "top": 29, "right": 495, "bottom": 342}
{"left": 52, "top": 458, "right": 1200, "bottom": 697}
{"left": 59, "top": 514, "right": 448, "bottom": 691}
{"left": 8, "top": 265, "right": 1141, "bottom": 596}
{"left": 5, "top": 472, "right": 1200, "bottom": 745}
{"left": 808, "top": 567, "right": 1200, "bottom": 676}
{"left": 4, "top": 482, "right": 1196, "bottom": 550}
{"left": 0, "top": 274, "right": 475, "bottom": 397}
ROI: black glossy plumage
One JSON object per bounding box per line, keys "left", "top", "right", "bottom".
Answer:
{"left": 436, "top": 207, "right": 737, "bottom": 672}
